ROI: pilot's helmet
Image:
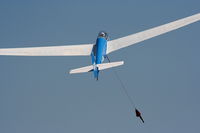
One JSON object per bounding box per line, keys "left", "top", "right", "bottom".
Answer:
{"left": 99, "top": 32, "right": 105, "bottom": 37}
{"left": 98, "top": 31, "right": 108, "bottom": 40}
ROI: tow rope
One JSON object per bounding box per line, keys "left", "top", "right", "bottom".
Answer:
{"left": 106, "top": 56, "right": 144, "bottom": 123}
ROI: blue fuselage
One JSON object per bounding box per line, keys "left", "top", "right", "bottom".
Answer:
{"left": 91, "top": 37, "right": 107, "bottom": 80}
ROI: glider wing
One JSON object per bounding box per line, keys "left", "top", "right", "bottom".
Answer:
{"left": 0, "top": 44, "right": 93, "bottom": 56}
{"left": 107, "top": 13, "right": 200, "bottom": 54}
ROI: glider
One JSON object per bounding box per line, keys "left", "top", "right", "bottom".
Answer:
{"left": 0, "top": 13, "right": 200, "bottom": 80}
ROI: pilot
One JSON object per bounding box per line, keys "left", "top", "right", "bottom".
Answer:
{"left": 98, "top": 31, "right": 108, "bottom": 40}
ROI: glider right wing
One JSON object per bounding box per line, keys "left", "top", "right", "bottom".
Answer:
{"left": 107, "top": 13, "right": 200, "bottom": 54}
{"left": 0, "top": 44, "right": 93, "bottom": 56}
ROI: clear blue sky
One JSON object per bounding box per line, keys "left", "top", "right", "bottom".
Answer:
{"left": 0, "top": 0, "right": 200, "bottom": 133}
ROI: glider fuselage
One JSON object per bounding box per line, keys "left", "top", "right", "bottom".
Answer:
{"left": 91, "top": 32, "right": 108, "bottom": 80}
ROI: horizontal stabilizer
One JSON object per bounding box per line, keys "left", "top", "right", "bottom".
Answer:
{"left": 69, "top": 61, "right": 124, "bottom": 74}
{"left": 96, "top": 61, "right": 124, "bottom": 70}
{"left": 69, "top": 65, "right": 93, "bottom": 74}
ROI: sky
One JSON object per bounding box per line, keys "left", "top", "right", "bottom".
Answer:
{"left": 0, "top": 0, "right": 200, "bottom": 133}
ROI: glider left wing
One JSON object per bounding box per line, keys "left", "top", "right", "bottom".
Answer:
{"left": 107, "top": 13, "right": 200, "bottom": 54}
{"left": 0, "top": 44, "right": 93, "bottom": 56}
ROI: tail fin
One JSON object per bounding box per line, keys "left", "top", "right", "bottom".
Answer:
{"left": 69, "top": 61, "right": 124, "bottom": 74}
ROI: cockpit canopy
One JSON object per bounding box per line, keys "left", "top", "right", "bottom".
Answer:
{"left": 98, "top": 31, "right": 108, "bottom": 40}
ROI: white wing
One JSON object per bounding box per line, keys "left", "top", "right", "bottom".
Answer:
{"left": 0, "top": 44, "right": 93, "bottom": 56}
{"left": 107, "top": 13, "right": 200, "bottom": 54}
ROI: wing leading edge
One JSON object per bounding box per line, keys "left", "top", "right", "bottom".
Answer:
{"left": 107, "top": 13, "right": 200, "bottom": 54}
{"left": 0, "top": 44, "right": 93, "bottom": 56}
